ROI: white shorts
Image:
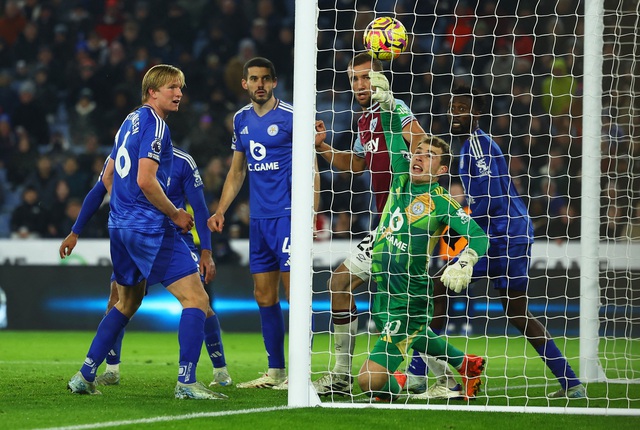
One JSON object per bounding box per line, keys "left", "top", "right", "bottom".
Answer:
{"left": 342, "top": 230, "right": 375, "bottom": 281}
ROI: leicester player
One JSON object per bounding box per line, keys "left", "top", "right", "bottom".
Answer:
{"left": 208, "top": 57, "right": 319, "bottom": 389}
{"left": 434, "top": 85, "right": 585, "bottom": 399}
{"left": 358, "top": 72, "right": 489, "bottom": 401}
{"left": 313, "top": 52, "right": 455, "bottom": 396}
{"left": 60, "top": 147, "right": 232, "bottom": 389}
{"left": 66, "top": 64, "right": 225, "bottom": 400}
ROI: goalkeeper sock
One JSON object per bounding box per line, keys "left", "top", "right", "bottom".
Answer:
{"left": 105, "top": 323, "right": 124, "bottom": 366}
{"left": 204, "top": 314, "right": 226, "bottom": 368}
{"left": 425, "top": 328, "right": 464, "bottom": 369}
{"left": 534, "top": 341, "right": 580, "bottom": 390}
{"left": 332, "top": 307, "right": 358, "bottom": 374}
{"left": 407, "top": 349, "right": 428, "bottom": 377}
{"left": 81, "top": 307, "right": 129, "bottom": 382}
{"left": 259, "top": 303, "right": 286, "bottom": 369}
{"left": 177, "top": 308, "right": 206, "bottom": 384}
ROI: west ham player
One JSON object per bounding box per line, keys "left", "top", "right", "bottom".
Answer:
{"left": 434, "top": 85, "right": 585, "bottom": 399}
{"left": 359, "top": 75, "right": 488, "bottom": 400}
{"left": 66, "top": 64, "right": 226, "bottom": 400}
{"left": 313, "top": 53, "right": 458, "bottom": 396}
{"left": 208, "top": 57, "right": 319, "bottom": 389}
{"left": 60, "top": 147, "right": 232, "bottom": 389}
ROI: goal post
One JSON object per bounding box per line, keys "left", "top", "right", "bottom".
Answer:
{"left": 580, "top": 0, "right": 607, "bottom": 384}
{"left": 289, "top": 0, "right": 639, "bottom": 415}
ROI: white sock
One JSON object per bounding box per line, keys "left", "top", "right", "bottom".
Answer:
{"left": 423, "top": 354, "right": 458, "bottom": 388}
{"left": 105, "top": 363, "right": 120, "bottom": 373}
{"left": 332, "top": 319, "right": 358, "bottom": 374}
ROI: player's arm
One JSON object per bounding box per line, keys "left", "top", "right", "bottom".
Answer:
{"left": 439, "top": 196, "right": 489, "bottom": 293}
{"left": 314, "top": 120, "right": 367, "bottom": 173}
{"left": 60, "top": 157, "right": 113, "bottom": 258}
{"left": 207, "top": 150, "right": 247, "bottom": 232}
{"left": 372, "top": 71, "right": 410, "bottom": 174}
{"left": 185, "top": 185, "right": 216, "bottom": 284}
{"left": 138, "top": 158, "right": 193, "bottom": 233}
{"left": 404, "top": 119, "right": 427, "bottom": 154}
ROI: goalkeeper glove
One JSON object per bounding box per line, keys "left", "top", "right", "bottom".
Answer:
{"left": 369, "top": 71, "right": 396, "bottom": 111}
{"left": 441, "top": 248, "right": 479, "bottom": 294}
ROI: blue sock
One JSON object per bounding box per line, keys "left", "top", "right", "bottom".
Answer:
{"left": 204, "top": 314, "right": 226, "bottom": 368}
{"left": 106, "top": 323, "right": 124, "bottom": 366}
{"left": 80, "top": 308, "right": 129, "bottom": 381}
{"left": 408, "top": 349, "right": 428, "bottom": 376}
{"left": 259, "top": 303, "right": 285, "bottom": 369}
{"left": 534, "top": 340, "right": 581, "bottom": 390}
{"left": 178, "top": 308, "right": 206, "bottom": 384}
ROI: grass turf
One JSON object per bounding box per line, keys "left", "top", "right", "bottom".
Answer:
{"left": 0, "top": 331, "right": 638, "bottom": 429}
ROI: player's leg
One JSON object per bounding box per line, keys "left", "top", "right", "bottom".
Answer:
{"left": 496, "top": 243, "right": 584, "bottom": 398}
{"left": 205, "top": 306, "right": 232, "bottom": 387}
{"left": 358, "top": 339, "right": 406, "bottom": 399}
{"left": 412, "top": 329, "right": 485, "bottom": 400}
{"left": 96, "top": 280, "right": 124, "bottom": 386}
{"left": 69, "top": 231, "right": 146, "bottom": 395}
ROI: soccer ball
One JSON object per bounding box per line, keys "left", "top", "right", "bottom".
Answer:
{"left": 363, "top": 17, "right": 408, "bottom": 61}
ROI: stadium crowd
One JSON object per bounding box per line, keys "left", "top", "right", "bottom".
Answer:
{"left": 0, "top": 0, "right": 638, "bottom": 250}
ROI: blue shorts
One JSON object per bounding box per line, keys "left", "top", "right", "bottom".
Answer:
{"left": 249, "top": 217, "right": 291, "bottom": 274}
{"left": 472, "top": 242, "right": 531, "bottom": 291}
{"left": 110, "top": 227, "right": 199, "bottom": 287}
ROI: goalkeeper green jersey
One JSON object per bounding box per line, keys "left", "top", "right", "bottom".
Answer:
{"left": 370, "top": 109, "right": 489, "bottom": 322}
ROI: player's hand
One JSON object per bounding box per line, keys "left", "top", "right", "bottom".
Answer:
{"left": 369, "top": 70, "right": 395, "bottom": 111}
{"left": 199, "top": 249, "right": 216, "bottom": 284}
{"left": 59, "top": 232, "right": 79, "bottom": 259}
{"left": 172, "top": 208, "right": 194, "bottom": 234}
{"left": 207, "top": 212, "right": 225, "bottom": 232}
{"left": 315, "top": 120, "right": 327, "bottom": 149}
{"left": 441, "top": 248, "right": 479, "bottom": 294}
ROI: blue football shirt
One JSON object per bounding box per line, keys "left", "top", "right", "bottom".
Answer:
{"left": 231, "top": 99, "right": 293, "bottom": 218}
{"left": 459, "top": 128, "right": 533, "bottom": 244}
{"left": 108, "top": 105, "right": 173, "bottom": 231}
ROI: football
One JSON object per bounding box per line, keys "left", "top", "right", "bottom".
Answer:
{"left": 363, "top": 17, "right": 408, "bottom": 61}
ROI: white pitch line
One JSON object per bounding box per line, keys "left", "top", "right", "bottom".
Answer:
{"left": 30, "top": 406, "right": 290, "bottom": 430}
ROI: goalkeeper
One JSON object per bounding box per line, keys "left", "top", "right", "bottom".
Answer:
{"left": 432, "top": 85, "right": 585, "bottom": 399}
{"left": 357, "top": 72, "right": 490, "bottom": 400}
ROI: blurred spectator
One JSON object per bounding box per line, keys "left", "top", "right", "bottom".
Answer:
{"left": 0, "top": 36, "right": 12, "bottom": 71}
{"left": 94, "top": 0, "right": 125, "bottom": 44}
{"left": 148, "top": 26, "right": 182, "bottom": 65}
{"left": 47, "top": 178, "right": 71, "bottom": 238}
{"left": 116, "top": 20, "right": 143, "bottom": 61}
{"left": 59, "top": 154, "right": 90, "bottom": 200}
{"left": 12, "top": 21, "right": 40, "bottom": 65}
{"left": 540, "top": 57, "right": 576, "bottom": 141}
{"left": 33, "top": 66, "right": 59, "bottom": 120}
{"left": 165, "top": 2, "right": 195, "bottom": 50}
{"left": 10, "top": 185, "right": 49, "bottom": 238}
{"left": 24, "top": 154, "right": 60, "bottom": 209}
{"left": 228, "top": 200, "right": 250, "bottom": 239}
{"left": 184, "top": 113, "right": 230, "bottom": 168}
{"left": 543, "top": 200, "right": 581, "bottom": 243}
{"left": 68, "top": 88, "right": 105, "bottom": 148}
{"left": 0, "top": 114, "right": 16, "bottom": 167}
{"left": 10, "top": 80, "right": 50, "bottom": 146}
{"left": 224, "top": 38, "right": 257, "bottom": 103}
{"left": 0, "top": 0, "right": 27, "bottom": 48}
{"left": 98, "top": 41, "right": 128, "bottom": 97}
{"left": 626, "top": 200, "right": 640, "bottom": 241}
{"left": 6, "top": 127, "right": 37, "bottom": 189}
{"left": 103, "top": 86, "right": 135, "bottom": 141}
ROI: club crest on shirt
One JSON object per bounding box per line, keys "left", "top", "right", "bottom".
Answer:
{"left": 405, "top": 194, "right": 435, "bottom": 223}
{"left": 151, "top": 138, "right": 162, "bottom": 153}
{"left": 370, "top": 117, "right": 378, "bottom": 131}
{"left": 476, "top": 158, "right": 490, "bottom": 176}
{"left": 267, "top": 124, "right": 279, "bottom": 136}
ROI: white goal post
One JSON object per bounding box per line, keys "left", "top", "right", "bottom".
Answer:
{"left": 289, "top": 0, "right": 639, "bottom": 415}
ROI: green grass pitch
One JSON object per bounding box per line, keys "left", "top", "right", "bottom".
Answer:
{"left": 0, "top": 331, "right": 638, "bottom": 429}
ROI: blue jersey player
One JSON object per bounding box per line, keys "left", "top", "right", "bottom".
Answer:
{"left": 434, "top": 85, "right": 585, "bottom": 399}
{"left": 208, "top": 57, "right": 314, "bottom": 390}
{"left": 60, "top": 148, "right": 232, "bottom": 389}
{"left": 66, "top": 64, "right": 226, "bottom": 400}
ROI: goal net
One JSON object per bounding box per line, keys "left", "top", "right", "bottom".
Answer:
{"left": 288, "top": 0, "right": 639, "bottom": 415}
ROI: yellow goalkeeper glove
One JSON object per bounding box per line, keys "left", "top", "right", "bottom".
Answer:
{"left": 369, "top": 71, "right": 396, "bottom": 111}
{"left": 441, "top": 248, "right": 479, "bottom": 294}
